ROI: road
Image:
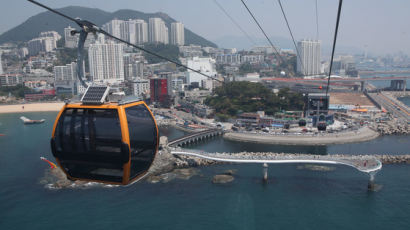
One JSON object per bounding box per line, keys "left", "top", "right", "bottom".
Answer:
{"left": 368, "top": 92, "right": 410, "bottom": 122}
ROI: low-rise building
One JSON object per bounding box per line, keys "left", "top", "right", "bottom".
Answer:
{"left": 129, "top": 78, "right": 149, "bottom": 97}
{"left": 0, "top": 74, "right": 23, "bottom": 86}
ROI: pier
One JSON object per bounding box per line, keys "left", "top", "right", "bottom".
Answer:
{"left": 171, "top": 150, "right": 383, "bottom": 187}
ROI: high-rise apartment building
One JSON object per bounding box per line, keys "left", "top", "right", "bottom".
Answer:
{"left": 64, "top": 26, "right": 77, "bottom": 48}
{"left": 149, "top": 18, "right": 169, "bottom": 44}
{"left": 123, "top": 53, "right": 145, "bottom": 80}
{"left": 27, "top": 37, "right": 56, "bottom": 56}
{"left": 102, "top": 19, "right": 122, "bottom": 38}
{"left": 39, "top": 31, "right": 61, "bottom": 42}
{"left": 120, "top": 19, "right": 137, "bottom": 44}
{"left": 297, "top": 39, "right": 321, "bottom": 76}
{"left": 150, "top": 77, "right": 170, "bottom": 106}
{"left": 103, "top": 19, "right": 149, "bottom": 45}
{"left": 64, "top": 26, "right": 96, "bottom": 48}
{"left": 135, "top": 19, "right": 148, "bottom": 44}
{"left": 0, "top": 51, "right": 3, "bottom": 75}
{"left": 171, "top": 22, "right": 184, "bottom": 46}
{"left": 88, "top": 37, "right": 124, "bottom": 84}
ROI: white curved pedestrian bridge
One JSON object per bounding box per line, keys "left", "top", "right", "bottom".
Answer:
{"left": 171, "top": 150, "right": 382, "bottom": 174}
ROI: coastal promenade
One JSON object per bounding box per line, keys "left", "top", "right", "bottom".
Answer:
{"left": 223, "top": 126, "right": 379, "bottom": 145}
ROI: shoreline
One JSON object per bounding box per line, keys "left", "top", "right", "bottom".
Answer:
{"left": 223, "top": 127, "right": 380, "bottom": 146}
{"left": 0, "top": 102, "right": 64, "bottom": 114}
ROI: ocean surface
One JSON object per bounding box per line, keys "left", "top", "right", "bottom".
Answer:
{"left": 1, "top": 112, "right": 410, "bottom": 230}
{"left": 360, "top": 73, "right": 410, "bottom": 89}
{"left": 397, "top": 96, "right": 410, "bottom": 107}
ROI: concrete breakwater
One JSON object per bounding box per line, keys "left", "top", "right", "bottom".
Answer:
{"left": 170, "top": 151, "right": 410, "bottom": 166}
{"left": 374, "top": 123, "right": 410, "bottom": 135}
{"left": 223, "top": 127, "right": 380, "bottom": 145}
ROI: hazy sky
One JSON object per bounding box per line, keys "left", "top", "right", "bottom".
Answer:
{"left": 2, "top": 0, "right": 410, "bottom": 55}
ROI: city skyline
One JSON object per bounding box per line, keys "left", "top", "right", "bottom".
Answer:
{"left": 1, "top": 0, "right": 410, "bottom": 55}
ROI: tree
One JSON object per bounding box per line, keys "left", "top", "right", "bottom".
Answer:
{"left": 142, "top": 43, "right": 180, "bottom": 64}
{"left": 205, "top": 82, "right": 304, "bottom": 117}
{"left": 239, "top": 62, "right": 256, "bottom": 74}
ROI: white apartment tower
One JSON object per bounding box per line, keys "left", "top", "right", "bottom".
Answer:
{"left": 120, "top": 19, "right": 138, "bottom": 44}
{"left": 39, "top": 31, "right": 61, "bottom": 41}
{"left": 64, "top": 26, "right": 77, "bottom": 48}
{"left": 88, "top": 38, "right": 124, "bottom": 84}
{"left": 135, "top": 19, "right": 148, "bottom": 44}
{"left": 297, "top": 39, "right": 321, "bottom": 76}
{"left": 0, "top": 51, "right": 3, "bottom": 75}
{"left": 171, "top": 22, "right": 184, "bottom": 46}
{"left": 149, "top": 18, "right": 169, "bottom": 44}
{"left": 103, "top": 19, "right": 123, "bottom": 38}
{"left": 27, "top": 37, "right": 56, "bottom": 56}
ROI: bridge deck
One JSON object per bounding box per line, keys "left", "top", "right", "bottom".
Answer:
{"left": 168, "top": 129, "right": 223, "bottom": 147}
{"left": 171, "top": 150, "right": 382, "bottom": 174}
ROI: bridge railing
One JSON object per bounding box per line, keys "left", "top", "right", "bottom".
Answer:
{"left": 171, "top": 149, "right": 382, "bottom": 173}
{"left": 168, "top": 129, "right": 223, "bottom": 146}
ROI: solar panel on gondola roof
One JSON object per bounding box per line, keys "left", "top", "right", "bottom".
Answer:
{"left": 81, "top": 86, "right": 110, "bottom": 104}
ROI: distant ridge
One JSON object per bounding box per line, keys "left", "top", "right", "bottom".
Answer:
{"left": 0, "top": 6, "right": 217, "bottom": 48}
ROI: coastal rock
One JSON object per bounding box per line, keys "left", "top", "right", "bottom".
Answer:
{"left": 146, "top": 168, "right": 199, "bottom": 183}
{"left": 223, "top": 169, "right": 237, "bottom": 175}
{"left": 174, "top": 168, "right": 199, "bottom": 180}
{"left": 212, "top": 174, "right": 234, "bottom": 184}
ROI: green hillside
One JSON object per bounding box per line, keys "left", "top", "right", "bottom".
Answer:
{"left": 0, "top": 6, "right": 217, "bottom": 48}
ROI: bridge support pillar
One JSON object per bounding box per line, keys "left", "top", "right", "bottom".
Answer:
{"left": 368, "top": 171, "right": 378, "bottom": 190}
{"left": 390, "top": 80, "right": 407, "bottom": 91}
{"left": 262, "top": 163, "right": 268, "bottom": 183}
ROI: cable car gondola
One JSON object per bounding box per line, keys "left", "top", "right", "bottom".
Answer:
{"left": 317, "top": 122, "right": 327, "bottom": 131}
{"left": 50, "top": 86, "right": 159, "bottom": 185}
{"left": 26, "top": 0, "right": 218, "bottom": 186}
{"left": 298, "top": 119, "right": 307, "bottom": 127}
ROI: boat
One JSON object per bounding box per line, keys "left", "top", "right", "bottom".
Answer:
{"left": 20, "top": 116, "right": 45, "bottom": 125}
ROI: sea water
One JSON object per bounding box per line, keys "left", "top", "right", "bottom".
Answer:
{"left": 0, "top": 112, "right": 409, "bottom": 230}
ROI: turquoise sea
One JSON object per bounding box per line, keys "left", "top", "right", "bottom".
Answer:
{"left": 397, "top": 96, "right": 410, "bottom": 107}
{"left": 0, "top": 112, "right": 410, "bottom": 230}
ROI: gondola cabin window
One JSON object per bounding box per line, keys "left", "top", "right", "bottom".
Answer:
{"left": 54, "top": 108, "right": 124, "bottom": 183}
{"left": 125, "top": 104, "right": 158, "bottom": 180}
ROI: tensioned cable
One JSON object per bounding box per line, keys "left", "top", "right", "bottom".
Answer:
{"left": 213, "top": 0, "right": 257, "bottom": 46}
{"left": 239, "top": 0, "right": 285, "bottom": 64}
{"left": 276, "top": 0, "right": 305, "bottom": 75}
{"left": 326, "top": 0, "right": 343, "bottom": 96}
{"left": 27, "top": 0, "right": 223, "bottom": 83}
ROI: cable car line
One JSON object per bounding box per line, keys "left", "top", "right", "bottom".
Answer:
{"left": 239, "top": 0, "right": 285, "bottom": 64}
{"left": 276, "top": 0, "right": 305, "bottom": 75}
{"left": 98, "top": 30, "right": 223, "bottom": 83}
{"left": 213, "top": 0, "right": 257, "bottom": 46}
{"left": 28, "top": 0, "right": 223, "bottom": 84}
{"left": 326, "top": 0, "right": 343, "bottom": 96}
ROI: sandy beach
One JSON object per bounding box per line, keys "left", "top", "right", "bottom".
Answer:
{"left": 224, "top": 127, "right": 380, "bottom": 145}
{"left": 0, "top": 102, "right": 64, "bottom": 114}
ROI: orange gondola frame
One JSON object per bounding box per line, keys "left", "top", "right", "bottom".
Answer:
{"left": 51, "top": 100, "right": 159, "bottom": 185}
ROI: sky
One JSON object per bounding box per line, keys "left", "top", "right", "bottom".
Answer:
{"left": 1, "top": 0, "right": 410, "bottom": 56}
